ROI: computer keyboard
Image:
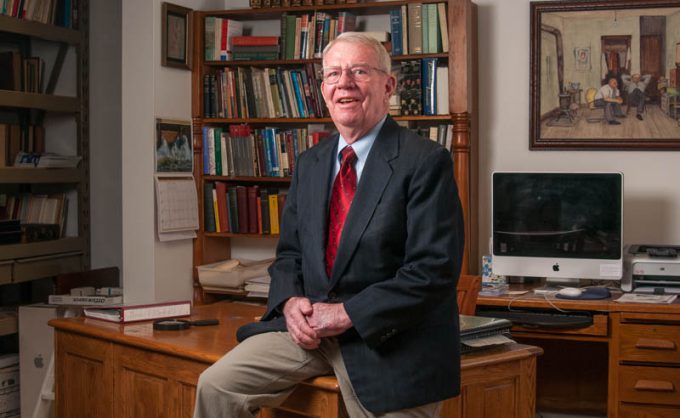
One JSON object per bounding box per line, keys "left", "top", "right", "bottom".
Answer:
{"left": 476, "top": 309, "right": 593, "bottom": 329}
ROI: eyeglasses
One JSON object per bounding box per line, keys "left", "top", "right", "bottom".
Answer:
{"left": 320, "top": 65, "right": 388, "bottom": 84}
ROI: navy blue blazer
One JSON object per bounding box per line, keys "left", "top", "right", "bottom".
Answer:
{"left": 237, "top": 117, "right": 465, "bottom": 413}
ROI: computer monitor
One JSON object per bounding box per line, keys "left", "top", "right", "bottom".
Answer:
{"left": 491, "top": 172, "right": 623, "bottom": 285}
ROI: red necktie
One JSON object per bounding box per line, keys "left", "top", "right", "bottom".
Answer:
{"left": 326, "top": 146, "right": 357, "bottom": 277}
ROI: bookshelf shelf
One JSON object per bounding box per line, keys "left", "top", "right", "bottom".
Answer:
{"left": 0, "top": 14, "right": 81, "bottom": 44}
{"left": 0, "top": 167, "right": 82, "bottom": 184}
{"left": 205, "top": 52, "right": 448, "bottom": 67}
{"left": 205, "top": 115, "right": 451, "bottom": 124}
{"left": 192, "top": 0, "right": 476, "bottom": 304}
{"left": 205, "top": 232, "right": 280, "bottom": 239}
{"left": 0, "top": 90, "right": 79, "bottom": 113}
{"left": 0, "top": 238, "right": 86, "bottom": 261}
{"left": 204, "top": 175, "right": 291, "bottom": 183}
{"left": 203, "top": 0, "right": 449, "bottom": 19}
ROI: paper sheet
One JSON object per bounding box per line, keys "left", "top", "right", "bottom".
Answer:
{"left": 462, "top": 334, "right": 515, "bottom": 348}
{"left": 155, "top": 175, "right": 199, "bottom": 241}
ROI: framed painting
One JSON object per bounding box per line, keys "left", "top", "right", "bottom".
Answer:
{"left": 161, "top": 2, "right": 193, "bottom": 70}
{"left": 530, "top": 0, "right": 680, "bottom": 149}
{"left": 156, "top": 119, "right": 193, "bottom": 173}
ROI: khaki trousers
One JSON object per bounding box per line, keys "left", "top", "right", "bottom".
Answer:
{"left": 193, "top": 331, "right": 441, "bottom": 418}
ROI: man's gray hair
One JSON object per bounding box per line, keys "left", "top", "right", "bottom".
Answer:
{"left": 322, "top": 32, "right": 391, "bottom": 73}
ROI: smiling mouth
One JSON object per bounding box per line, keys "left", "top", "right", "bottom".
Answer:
{"left": 338, "top": 98, "right": 358, "bottom": 104}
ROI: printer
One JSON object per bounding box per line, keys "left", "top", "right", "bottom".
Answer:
{"left": 622, "top": 244, "right": 680, "bottom": 293}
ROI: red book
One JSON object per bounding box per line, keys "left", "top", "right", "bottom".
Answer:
{"left": 215, "top": 182, "right": 230, "bottom": 233}
{"left": 231, "top": 36, "right": 280, "bottom": 47}
{"left": 83, "top": 300, "right": 191, "bottom": 323}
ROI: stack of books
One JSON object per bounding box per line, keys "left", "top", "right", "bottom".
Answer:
{"left": 231, "top": 36, "right": 280, "bottom": 61}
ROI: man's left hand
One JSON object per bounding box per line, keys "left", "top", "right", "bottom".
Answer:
{"left": 307, "top": 303, "right": 353, "bottom": 337}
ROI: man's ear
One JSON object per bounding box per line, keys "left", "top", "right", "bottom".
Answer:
{"left": 385, "top": 75, "right": 397, "bottom": 99}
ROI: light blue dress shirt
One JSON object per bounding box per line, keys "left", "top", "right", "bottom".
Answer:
{"left": 330, "top": 116, "right": 387, "bottom": 189}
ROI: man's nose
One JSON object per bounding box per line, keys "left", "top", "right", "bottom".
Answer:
{"left": 336, "top": 69, "right": 355, "bottom": 87}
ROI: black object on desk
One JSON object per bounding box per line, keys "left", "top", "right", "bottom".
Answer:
{"left": 477, "top": 309, "right": 593, "bottom": 329}
{"left": 153, "top": 318, "right": 220, "bottom": 331}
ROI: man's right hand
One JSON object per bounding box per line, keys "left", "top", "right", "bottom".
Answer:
{"left": 283, "top": 297, "right": 321, "bottom": 349}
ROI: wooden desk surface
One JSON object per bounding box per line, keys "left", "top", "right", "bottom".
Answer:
{"left": 478, "top": 283, "right": 680, "bottom": 314}
{"left": 49, "top": 300, "right": 541, "bottom": 368}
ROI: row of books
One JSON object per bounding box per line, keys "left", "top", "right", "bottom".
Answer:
{"left": 204, "top": 183, "right": 287, "bottom": 235}
{"left": 203, "top": 125, "right": 331, "bottom": 178}
{"left": 0, "top": 0, "right": 78, "bottom": 29}
{"left": 417, "top": 124, "right": 455, "bottom": 152}
{"left": 0, "top": 51, "right": 43, "bottom": 93}
{"left": 249, "top": 0, "right": 362, "bottom": 8}
{"left": 392, "top": 3, "right": 449, "bottom": 56}
{"left": 204, "top": 64, "right": 327, "bottom": 119}
{"left": 394, "top": 58, "right": 448, "bottom": 116}
{"left": 278, "top": 11, "right": 357, "bottom": 60}
{"left": 0, "top": 192, "right": 67, "bottom": 230}
{"left": 0, "top": 123, "right": 45, "bottom": 167}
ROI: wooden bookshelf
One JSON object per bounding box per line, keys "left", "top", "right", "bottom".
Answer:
{"left": 191, "top": 0, "right": 476, "bottom": 303}
{"left": 0, "top": 1, "right": 90, "bottom": 296}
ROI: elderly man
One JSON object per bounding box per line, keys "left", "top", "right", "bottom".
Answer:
{"left": 594, "top": 77, "right": 626, "bottom": 125}
{"left": 622, "top": 73, "right": 652, "bottom": 120}
{"left": 193, "top": 32, "right": 465, "bottom": 418}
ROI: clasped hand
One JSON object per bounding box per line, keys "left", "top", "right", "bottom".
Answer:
{"left": 283, "top": 297, "right": 353, "bottom": 349}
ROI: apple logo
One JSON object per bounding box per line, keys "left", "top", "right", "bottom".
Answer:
{"left": 552, "top": 263, "right": 560, "bottom": 272}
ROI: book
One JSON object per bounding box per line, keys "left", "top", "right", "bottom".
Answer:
{"left": 48, "top": 294, "right": 124, "bottom": 306}
{"left": 83, "top": 300, "right": 192, "bottom": 323}
{"left": 231, "top": 36, "right": 280, "bottom": 46}
{"left": 614, "top": 293, "right": 678, "bottom": 304}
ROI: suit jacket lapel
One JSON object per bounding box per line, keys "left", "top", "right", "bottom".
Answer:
{"left": 329, "top": 118, "right": 400, "bottom": 286}
{"left": 307, "top": 135, "right": 337, "bottom": 279}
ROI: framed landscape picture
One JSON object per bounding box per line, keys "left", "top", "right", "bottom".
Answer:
{"left": 530, "top": 0, "right": 680, "bottom": 150}
{"left": 156, "top": 119, "right": 193, "bottom": 173}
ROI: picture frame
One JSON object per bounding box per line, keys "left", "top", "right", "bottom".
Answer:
{"left": 530, "top": 0, "right": 680, "bottom": 150}
{"left": 161, "top": 2, "right": 193, "bottom": 70}
{"left": 156, "top": 119, "right": 193, "bottom": 173}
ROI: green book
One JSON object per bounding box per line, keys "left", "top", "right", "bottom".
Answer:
{"left": 213, "top": 127, "right": 222, "bottom": 176}
{"left": 421, "top": 4, "right": 429, "bottom": 54}
{"left": 428, "top": 3, "right": 439, "bottom": 54}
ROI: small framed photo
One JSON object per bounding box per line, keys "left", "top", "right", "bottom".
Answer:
{"left": 156, "top": 119, "right": 193, "bottom": 173}
{"left": 161, "top": 2, "right": 193, "bottom": 70}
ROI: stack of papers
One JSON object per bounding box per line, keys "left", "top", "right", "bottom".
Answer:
{"left": 244, "top": 275, "right": 270, "bottom": 299}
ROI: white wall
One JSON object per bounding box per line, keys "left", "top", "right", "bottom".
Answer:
{"left": 90, "top": 0, "right": 122, "bottom": 270}
{"left": 476, "top": 0, "right": 680, "bottom": 271}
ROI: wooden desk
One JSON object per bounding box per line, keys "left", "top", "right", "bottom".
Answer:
{"left": 49, "top": 301, "right": 541, "bottom": 418}
{"left": 477, "top": 286, "right": 680, "bottom": 417}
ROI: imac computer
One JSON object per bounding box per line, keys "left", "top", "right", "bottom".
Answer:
{"left": 491, "top": 172, "right": 623, "bottom": 287}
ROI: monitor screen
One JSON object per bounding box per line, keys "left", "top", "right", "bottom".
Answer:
{"left": 492, "top": 172, "right": 623, "bottom": 281}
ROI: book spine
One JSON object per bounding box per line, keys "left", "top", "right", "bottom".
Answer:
{"left": 203, "top": 182, "right": 216, "bottom": 233}
{"left": 268, "top": 192, "right": 279, "bottom": 234}
{"left": 123, "top": 302, "right": 191, "bottom": 322}
{"left": 247, "top": 185, "right": 259, "bottom": 234}
{"left": 389, "top": 9, "right": 402, "bottom": 56}
{"left": 407, "top": 3, "right": 422, "bottom": 54}
{"left": 231, "top": 36, "right": 280, "bottom": 46}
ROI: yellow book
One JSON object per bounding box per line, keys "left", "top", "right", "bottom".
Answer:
{"left": 268, "top": 193, "right": 279, "bottom": 235}
{"left": 212, "top": 188, "right": 221, "bottom": 233}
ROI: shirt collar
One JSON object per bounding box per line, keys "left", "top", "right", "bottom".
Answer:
{"left": 336, "top": 116, "right": 387, "bottom": 167}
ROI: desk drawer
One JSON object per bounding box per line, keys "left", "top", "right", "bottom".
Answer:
{"left": 620, "top": 403, "right": 680, "bottom": 417}
{"left": 619, "top": 365, "right": 680, "bottom": 406}
{"left": 619, "top": 323, "right": 680, "bottom": 364}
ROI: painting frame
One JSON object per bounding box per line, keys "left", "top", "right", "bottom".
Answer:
{"left": 530, "top": 0, "right": 680, "bottom": 150}
{"left": 156, "top": 119, "right": 193, "bottom": 173}
{"left": 161, "top": 2, "right": 193, "bottom": 70}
